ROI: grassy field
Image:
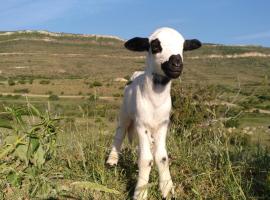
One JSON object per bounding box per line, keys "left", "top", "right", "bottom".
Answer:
{"left": 0, "top": 31, "right": 270, "bottom": 199}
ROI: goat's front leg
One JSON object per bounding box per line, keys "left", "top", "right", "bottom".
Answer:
{"left": 133, "top": 125, "right": 154, "bottom": 200}
{"left": 154, "top": 124, "right": 174, "bottom": 199}
{"left": 107, "top": 109, "right": 129, "bottom": 166}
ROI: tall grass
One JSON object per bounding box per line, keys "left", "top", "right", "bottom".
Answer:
{"left": 1, "top": 85, "right": 270, "bottom": 199}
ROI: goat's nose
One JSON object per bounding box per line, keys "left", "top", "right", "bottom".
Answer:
{"left": 170, "top": 54, "right": 182, "bottom": 67}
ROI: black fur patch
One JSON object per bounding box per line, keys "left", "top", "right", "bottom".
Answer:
{"left": 161, "top": 54, "right": 183, "bottom": 79}
{"left": 152, "top": 73, "right": 171, "bottom": 86}
{"left": 184, "top": 39, "right": 202, "bottom": 51}
{"left": 150, "top": 38, "right": 162, "bottom": 54}
{"left": 124, "top": 37, "right": 149, "bottom": 52}
{"left": 162, "top": 197, "right": 176, "bottom": 200}
{"left": 161, "top": 157, "right": 167, "bottom": 163}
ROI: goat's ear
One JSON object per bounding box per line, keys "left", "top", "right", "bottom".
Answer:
{"left": 124, "top": 37, "right": 150, "bottom": 51}
{"left": 184, "top": 39, "right": 202, "bottom": 51}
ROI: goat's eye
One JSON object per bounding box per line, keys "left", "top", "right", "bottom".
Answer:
{"left": 150, "top": 39, "right": 162, "bottom": 54}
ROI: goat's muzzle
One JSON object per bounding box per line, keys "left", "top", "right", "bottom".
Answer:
{"left": 161, "top": 54, "right": 183, "bottom": 79}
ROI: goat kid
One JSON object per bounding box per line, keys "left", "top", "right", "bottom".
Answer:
{"left": 107, "top": 27, "right": 201, "bottom": 199}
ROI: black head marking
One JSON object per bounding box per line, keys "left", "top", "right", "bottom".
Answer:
{"left": 124, "top": 37, "right": 149, "bottom": 51}
{"left": 161, "top": 54, "right": 183, "bottom": 79}
{"left": 184, "top": 39, "right": 202, "bottom": 51}
{"left": 150, "top": 38, "right": 162, "bottom": 54}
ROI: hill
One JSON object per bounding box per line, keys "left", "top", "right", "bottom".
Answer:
{"left": 0, "top": 31, "right": 270, "bottom": 199}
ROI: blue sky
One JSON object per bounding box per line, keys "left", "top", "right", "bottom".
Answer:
{"left": 0, "top": 0, "right": 270, "bottom": 47}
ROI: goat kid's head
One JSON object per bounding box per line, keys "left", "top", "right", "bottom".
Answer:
{"left": 125, "top": 27, "right": 201, "bottom": 79}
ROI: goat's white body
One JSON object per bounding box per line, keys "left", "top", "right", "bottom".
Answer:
{"left": 125, "top": 71, "right": 171, "bottom": 129}
{"left": 107, "top": 27, "right": 201, "bottom": 199}
{"left": 107, "top": 71, "right": 174, "bottom": 199}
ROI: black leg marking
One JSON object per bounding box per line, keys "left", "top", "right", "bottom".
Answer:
{"left": 161, "top": 157, "right": 167, "bottom": 164}
{"left": 149, "top": 160, "right": 153, "bottom": 167}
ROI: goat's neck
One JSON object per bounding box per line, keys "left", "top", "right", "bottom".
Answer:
{"left": 143, "top": 71, "right": 172, "bottom": 104}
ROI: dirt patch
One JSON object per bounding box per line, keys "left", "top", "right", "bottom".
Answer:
{"left": 189, "top": 52, "right": 270, "bottom": 59}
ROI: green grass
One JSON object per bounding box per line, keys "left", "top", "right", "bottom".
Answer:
{"left": 1, "top": 85, "right": 270, "bottom": 199}
{"left": 0, "top": 31, "right": 270, "bottom": 199}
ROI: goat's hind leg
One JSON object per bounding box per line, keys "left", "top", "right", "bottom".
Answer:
{"left": 107, "top": 110, "right": 130, "bottom": 166}
{"left": 154, "top": 125, "right": 174, "bottom": 199}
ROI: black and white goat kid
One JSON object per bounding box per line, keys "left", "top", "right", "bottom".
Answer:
{"left": 107, "top": 27, "right": 201, "bottom": 199}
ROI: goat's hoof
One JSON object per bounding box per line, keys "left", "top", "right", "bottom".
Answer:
{"left": 106, "top": 158, "right": 118, "bottom": 167}
{"left": 106, "top": 151, "right": 119, "bottom": 167}
{"left": 162, "top": 198, "right": 176, "bottom": 200}
{"left": 160, "top": 180, "right": 174, "bottom": 199}
{"left": 133, "top": 188, "right": 148, "bottom": 200}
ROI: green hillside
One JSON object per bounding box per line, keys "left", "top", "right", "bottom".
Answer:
{"left": 0, "top": 30, "right": 270, "bottom": 200}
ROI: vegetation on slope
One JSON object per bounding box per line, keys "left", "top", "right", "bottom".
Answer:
{"left": 0, "top": 84, "right": 269, "bottom": 199}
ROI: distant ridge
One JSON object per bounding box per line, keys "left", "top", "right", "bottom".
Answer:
{"left": 0, "top": 30, "right": 124, "bottom": 41}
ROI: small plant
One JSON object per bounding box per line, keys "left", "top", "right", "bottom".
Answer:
{"left": 18, "top": 79, "right": 26, "bottom": 84}
{"left": 124, "top": 75, "right": 130, "bottom": 81}
{"left": 0, "top": 105, "right": 61, "bottom": 198}
{"left": 46, "top": 91, "right": 53, "bottom": 95}
{"left": 39, "top": 80, "right": 50, "bottom": 85}
{"left": 112, "top": 93, "right": 121, "bottom": 97}
{"left": 8, "top": 79, "right": 16, "bottom": 86}
{"left": 48, "top": 94, "right": 59, "bottom": 101}
{"left": 13, "top": 88, "right": 29, "bottom": 93}
{"left": 28, "top": 78, "right": 34, "bottom": 84}
{"left": 92, "top": 81, "right": 102, "bottom": 87}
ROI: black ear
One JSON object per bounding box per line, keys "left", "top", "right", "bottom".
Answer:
{"left": 124, "top": 37, "right": 150, "bottom": 51}
{"left": 184, "top": 39, "right": 202, "bottom": 51}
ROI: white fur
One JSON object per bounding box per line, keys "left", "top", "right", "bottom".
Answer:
{"left": 107, "top": 27, "right": 186, "bottom": 199}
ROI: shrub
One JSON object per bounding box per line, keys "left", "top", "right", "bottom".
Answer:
{"left": 28, "top": 78, "right": 34, "bottom": 84}
{"left": 224, "top": 118, "right": 240, "bottom": 128}
{"left": 48, "top": 94, "right": 59, "bottom": 101}
{"left": 124, "top": 75, "right": 130, "bottom": 81}
{"left": 112, "top": 93, "right": 121, "bottom": 97}
{"left": 13, "top": 88, "right": 29, "bottom": 93}
{"left": 39, "top": 80, "right": 50, "bottom": 84}
{"left": 92, "top": 81, "right": 102, "bottom": 87}
{"left": 0, "top": 105, "right": 61, "bottom": 198}
{"left": 257, "top": 95, "right": 270, "bottom": 101}
{"left": 46, "top": 91, "right": 53, "bottom": 95}
{"left": 8, "top": 79, "right": 16, "bottom": 86}
{"left": 18, "top": 79, "right": 26, "bottom": 84}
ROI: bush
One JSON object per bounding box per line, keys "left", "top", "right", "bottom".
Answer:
{"left": 39, "top": 80, "right": 50, "bottom": 84}
{"left": 28, "top": 78, "right": 34, "bottom": 84}
{"left": 0, "top": 105, "right": 61, "bottom": 198}
{"left": 17, "top": 79, "right": 26, "bottom": 84}
{"left": 13, "top": 88, "right": 29, "bottom": 93}
{"left": 257, "top": 95, "right": 270, "bottom": 101}
{"left": 92, "top": 81, "right": 102, "bottom": 87}
{"left": 48, "top": 94, "right": 59, "bottom": 101}
{"left": 8, "top": 79, "right": 16, "bottom": 86}
{"left": 112, "top": 93, "right": 121, "bottom": 97}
